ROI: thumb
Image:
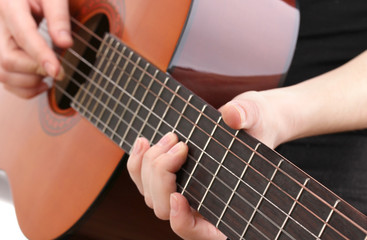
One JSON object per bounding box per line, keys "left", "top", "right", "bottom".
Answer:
{"left": 219, "top": 99, "right": 260, "bottom": 130}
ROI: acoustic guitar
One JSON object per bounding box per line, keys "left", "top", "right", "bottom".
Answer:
{"left": 0, "top": 0, "right": 366, "bottom": 239}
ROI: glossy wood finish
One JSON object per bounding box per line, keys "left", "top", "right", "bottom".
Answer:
{"left": 169, "top": 0, "right": 300, "bottom": 108}
{"left": 0, "top": 0, "right": 191, "bottom": 239}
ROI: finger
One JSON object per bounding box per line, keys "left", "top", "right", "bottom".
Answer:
{"left": 4, "top": 82, "right": 49, "bottom": 99}
{"left": 219, "top": 100, "right": 259, "bottom": 130}
{"left": 170, "top": 193, "right": 227, "bottom": 240}
{"left": 150, "top": 142, "right": 188, "bottom": 220}
{"left": 4, "top": 0, "right": 61, "bottom": 79}
{"left": 127, "top": 137, "right": 150, "bottom": 195}
{"left": 141, "top": 132, "right": 178, "bottom": 208}
{"left": 41, "top": 0, "right": 73, "bottom": 48}
{"left": 0, "top": 19, "right": 40, "bottom": 75}
{"left": 0, "top": 68, "right": 43, "bottom": 88}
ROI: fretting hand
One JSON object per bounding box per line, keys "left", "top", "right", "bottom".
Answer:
{"left": 127, "top": 90, "right": 288, "bottom": 240}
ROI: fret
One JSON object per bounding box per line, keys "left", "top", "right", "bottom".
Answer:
{"left": 95, "top": 43, "right": 127, "bottom": 131}
{"left": 137, "top": 69, "right": 161, "bottom": 145}
{"left": 193, "top": 116, "right": 223, "bottom": 211}
{"left": 180, "top": 104, "right": 208, "bottom": 194}
{"left": 121, "top": 62, "right": 151, "bottom": 143}
{"left": 177, "top": 116, "right": 220, "bottom": 210}
{"left": 213, "top": 129, "right": 239, "bottom": 227}
{"left": 101, "top": 46, "right": 131, "bottom": 132}
{"left": 217, "top": 142, "right": 260, "bottom": 229}
{"left": 185, "top": 104, "right": 207, "bottom": 144}
{"left": 172, "top": 94, "right": 193, "bottom": 135}
{"left": 118, "top": 65, "right": 153, "bottom": 143}
{"left": 134, "top": 74, "right": 167, "bottom": 146}
{"left": 113, "top": 56, "right": 146, "bottom": 146}
{"left": 74, "top": 38, "right": 109, "bottom": 113}
{"left": 179, "top": 156, "right": 272, "bottom": 240}
{"left": 177, "top": 181, "right": 248, "bottom": 240}
{"left": 150, "top": 83, "right": 181, "bottom": 145}
{"left": 104, "top": 46, "right": 136, "bottom": 137}
{"left": 196, "top": 126, "right": 233, "bottom": 220}
{"left": 275, "top": 178, "right": 310, "bottom": 240}
{"left": 83, "top": 37, "right": 115, "bottom": 120}
{"left": 113, "top": 57, "right": 144, "bottom": 147}
{"left": 149, "top": 77, "right": 171, "bottom": 143}
{"left": 241, "top": 159, "right": 284, "bottom": 239}
{"left": 318, "top": 200, "right": 340, "bottom": 238}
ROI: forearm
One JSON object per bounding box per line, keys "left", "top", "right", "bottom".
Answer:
{"left": 268, "top": 50, "right": 367, "bottom": 143}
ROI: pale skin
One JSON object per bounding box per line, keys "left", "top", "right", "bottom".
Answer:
{"left": 1, "top": 1, "right": 367, "bottom": 239}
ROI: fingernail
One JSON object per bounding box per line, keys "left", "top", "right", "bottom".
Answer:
{"left": 55, "top": 66, "right": 65, "bottom": 81}
{"left": 168, "top": 142, "right": 183, "bottom": 154}
{"left": 158, "top": 132, "right": 173, "bottom": 146}
{"left": 132, "top": 138, "right": 142, "bottom": 155}
{"left": 44, "top": 62, "right": 56, "bottom": 78}
{"left": 58, "top": 30, "right": 73, "bottom": 43}
{"left": 228, "top": 101, "right": 247, "bottom": 129}
{"left": 170, "top": 193, "right": 179, "bottom": 217}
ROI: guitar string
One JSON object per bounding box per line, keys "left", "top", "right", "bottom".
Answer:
{"left": 66, "top": 18, "right": 367, "bottom": 237}
{"left": 41, "top": 23, "right": 354, "bottom": 239}
{"left": 66, "top": 18, "right": 366, "bottom": 236}
{"left": 56, "top": 53, "right": 308, "bottom": 240}
{"left": 53, "top": 73, "right": 286, "bottom": 240}
{"left": 40, "top": 19, "right": 363, "bottom": 238}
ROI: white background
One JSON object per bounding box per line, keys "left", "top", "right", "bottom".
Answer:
{"left": 0, "top": 171, "right": 28, "bottom": 239}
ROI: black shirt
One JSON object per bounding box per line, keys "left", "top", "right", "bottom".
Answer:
{"left": 278, "top": 0, "right": 367, "bottom": 214}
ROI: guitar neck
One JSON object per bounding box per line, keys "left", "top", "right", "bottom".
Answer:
{"left": 71, "top": 34, "right": 367, "bottom": 240}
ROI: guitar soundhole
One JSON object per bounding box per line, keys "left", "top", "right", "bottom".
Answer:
{"left": 54, "top": 14, "right": 110, "bottom": 111}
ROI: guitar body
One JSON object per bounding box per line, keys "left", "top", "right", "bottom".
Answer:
{"left": 0, "top": 0, "right": 299, "bottom": 239}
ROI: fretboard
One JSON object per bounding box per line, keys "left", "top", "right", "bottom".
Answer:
{"left": 71, "top": 34, "right": 367, "bottom": 240}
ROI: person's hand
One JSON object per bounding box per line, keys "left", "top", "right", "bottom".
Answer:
{"left": 219, "top": 90, "right": 293, "bottom": 149}
{"left": 127, "top": 133, "right": 227, "bottom": 240}
{"left": 0, "top": 0, "right": 72, "bottom": 98}
{"left": 127, "top": 90, "right": 292, "bottom": 239}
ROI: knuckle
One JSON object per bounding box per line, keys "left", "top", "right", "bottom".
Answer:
{"left": 154, "top": 207, "right": 169, "bottom": 221}
{"left": 0, "top": 54, "right": 14, "bottom": 71}
{"left": 143, "top": 150, "right": 155, "bottom": 163}
{"left": 151, "top": 157, "right": 163, "bottom": 170}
